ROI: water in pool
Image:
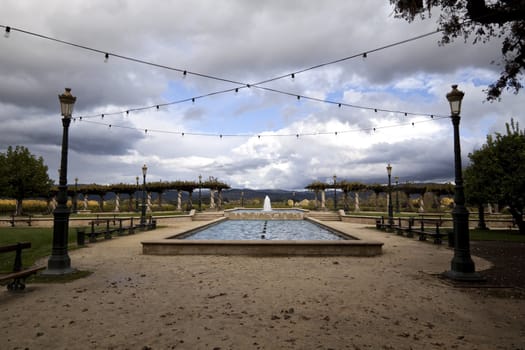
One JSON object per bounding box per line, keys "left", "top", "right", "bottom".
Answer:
{"left": 182, "top": 220, "right": 346, "bottom": 240}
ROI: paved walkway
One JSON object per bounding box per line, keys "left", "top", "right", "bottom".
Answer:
{"left": 1, "top": 222, "right": 524, "bottom": 349}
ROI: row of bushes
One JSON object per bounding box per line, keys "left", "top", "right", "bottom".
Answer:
{"left": 0, "top": 199, "right": 180, "bottom": 215}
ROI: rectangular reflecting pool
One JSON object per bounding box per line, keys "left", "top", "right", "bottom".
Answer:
{"left": 177, "top": 220, "right": 349, "bottom": 241}
{"left": 141, "top": 218, "right": 383, "bottom": 257}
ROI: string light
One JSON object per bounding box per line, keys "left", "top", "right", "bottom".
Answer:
{"left": 76, "top": 114, "right": 448, "bottom": 138}
{"left": 2, "top": 24, "right": 452, "bottom": 140}
{"left": 4, "top": 26, "right": 10, "bottom": 38}
{"left": 104, "top": 53, "right": 109, "bottom": 63}
{"left": 1, "top": 24, "right": 444, "bottom": 97}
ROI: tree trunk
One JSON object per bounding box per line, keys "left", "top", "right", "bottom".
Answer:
{"left": 476, "top": 203, "right": 488, "bottom": 230}
{"left": 508, "top": 207, "right": 524, "bottom": 234}
{"left": 15, "top": 198, "right": 23, "bottom": 216}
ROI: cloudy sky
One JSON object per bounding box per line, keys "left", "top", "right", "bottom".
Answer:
{"left": 1, "top": 1, "right": 523, "bottom": 190}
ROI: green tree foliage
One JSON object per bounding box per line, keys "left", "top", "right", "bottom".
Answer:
{"left": 464, "top": 119, "right": 525, "bottom": 233}
{"left": 0, "top": 146, "right": 53, "bottom": 215}
{"left": 390, "top": 0, "right": 525, "bottom": 101}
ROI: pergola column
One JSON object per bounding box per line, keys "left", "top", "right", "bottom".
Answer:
{"left": 177, "top": 191, "right": 182, "bottom": 211}
{"left": 209, "top": 190, "right": 216, "bottom": 209}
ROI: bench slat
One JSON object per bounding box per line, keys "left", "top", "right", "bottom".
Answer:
{"left": 0, "top": 242, "right": 31, "bottom": 253}
{"left": 0, "top": 266, "right": 45, "bottom": 282}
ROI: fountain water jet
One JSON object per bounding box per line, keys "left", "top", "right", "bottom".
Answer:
{"left": 263, "top": 195, "right": 272, "bottom": 211}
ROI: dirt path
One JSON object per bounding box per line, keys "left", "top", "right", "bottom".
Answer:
{"left": 1, "top": 223, "right": 524, "bottom": 349}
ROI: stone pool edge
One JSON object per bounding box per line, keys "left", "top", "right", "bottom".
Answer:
{"left": 141, "top": 219, "right": 383, "bottom": 257}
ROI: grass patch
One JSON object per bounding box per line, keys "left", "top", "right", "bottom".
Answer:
{"left": 469, "top": 229, "right": 525, "bottom": 242}
{"left": 0, "top": 227, "right": 77, "bottom": 273}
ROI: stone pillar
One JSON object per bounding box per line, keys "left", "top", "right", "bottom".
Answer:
{"left": 177, "top": 191, "right": 182, "bottom": 211}
{"left": 418, "top": 196, "right": 425, "bottom": 213}
{"left": 114, "top": 193, "right": 120, "bottom": 212}
{"left": 83, "top": 194, "right": 88, "bottom": 210}
{"left": 354, "top": 192, "right": 360, "bottom": 212}
{"left": 147, "top": 192, "right": 152, "bottom": 213}
{"left": 50, "top": 196, "right": 57, "bottom": 211}
{"left": 218, "top": 190, "right": 223, "bottom": 210}
{"left": 321, "top": 190, "right": 326, "bottom": 210}
{"left": 209, "top": 190, "right": 216, "bottom": 209}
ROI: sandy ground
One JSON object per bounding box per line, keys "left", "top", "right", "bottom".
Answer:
{"left": 1, "top": 222, "right": 524, "bottom": 350}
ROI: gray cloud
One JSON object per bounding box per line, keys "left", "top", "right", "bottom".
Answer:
{"left": 1, "top": 0, "right": 523, "bottom": 188}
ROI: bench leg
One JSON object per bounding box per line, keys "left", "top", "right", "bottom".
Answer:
{"left": 418, "top": 234, "right": 427, "bottom": 241}
{"left": 7, "top": 277, "right": 26, "bottom": 291}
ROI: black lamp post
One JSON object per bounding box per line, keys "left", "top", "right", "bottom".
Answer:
{"left": 45, "top": 88, "right": 76, "bottom": 275}
{"left": 333, "top": 175, "right": 337, "bottom": 211}
{"left": 72, "top": 177, "right": 78, "bottom": 213}
{"left": 443, "top": 85, "right": 482, "bottom": 281}
{"left": 386, "top": 163, "right": 394, "bottom": 226}
{"left": 395, "top": 176, "right": 400, "bottom": 214}
{"left": 135, "top": 176, "right": 139, "bottom": 212}
{"left": 140, "top": 164, "right": 147, "bottom": 227}
{"left": 198, "top": 174, "right": 202, "bottom": 211}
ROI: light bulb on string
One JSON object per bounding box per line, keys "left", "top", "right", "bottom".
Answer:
{"left": 4, "top": 26, "right": 11, "bottom": 38}
{"left": 183, "top": 70, "right": 187, "bottom": 79}
{"left": 104, "top": 53, "right": 109, "bottom": 63}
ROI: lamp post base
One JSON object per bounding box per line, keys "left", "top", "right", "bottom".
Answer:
{"left": 43, "top": 255, "right": 75, "bottom": 275}
{"left": 442, "top": 270, "right": 486, "bottom": 282}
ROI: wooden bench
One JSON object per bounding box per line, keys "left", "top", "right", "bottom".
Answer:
{"left": 0, "top": 215, "right": 34, "bottom": 227}
{"left": 0, "top": 242, "right": 45, "bottom": 291}
{"left": 76, "top": 218, "right": 136, "bottom": 246}
{"left": 376, "top": 216, "right": 394, "bottom": 230}
{"left": 377, "top": 216, "right": 445, "bottom": 244}
{"left": 412, "top": 218, "right": 444, "bottom": 244}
